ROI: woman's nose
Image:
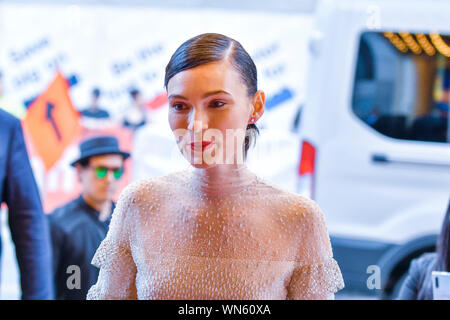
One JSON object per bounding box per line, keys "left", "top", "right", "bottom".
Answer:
{"left": 187, "top": 110, "right": 209, "bottom": 131}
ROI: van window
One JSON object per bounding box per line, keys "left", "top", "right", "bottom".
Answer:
{"left": 352, "top": 32, "right": 449, "bottom": 143}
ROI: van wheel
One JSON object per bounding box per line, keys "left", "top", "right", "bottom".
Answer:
{"left": 389, "top": 272, "right": 408, "bottom": 300}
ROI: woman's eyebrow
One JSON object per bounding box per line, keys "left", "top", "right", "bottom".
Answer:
{"left": 168, "top": 90, "right": 231, "bottom": 101}
{"left": 202, "top": 90, "right": 231, "bottom": 98}
{"left": 168, "top": 94, "right": 187, "bottom": 101}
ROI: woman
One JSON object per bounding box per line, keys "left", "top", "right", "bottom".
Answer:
{"left": 397, "top": 200, "right": 450, "bottom": 300}
{"left": 87, "top": 33, "right": 344, "bottom": 300}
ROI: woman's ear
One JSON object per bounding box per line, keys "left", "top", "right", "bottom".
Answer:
{"left": 250, "top": 90, "right": 265, "bottom": 122}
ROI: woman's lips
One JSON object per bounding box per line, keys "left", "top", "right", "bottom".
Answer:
{"left": 190, "top": 141, "right": 213, "bottom": 151}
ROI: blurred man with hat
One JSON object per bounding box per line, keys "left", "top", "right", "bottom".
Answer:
{"left": 47, "top": 135, "right": 130, "bottom": 299}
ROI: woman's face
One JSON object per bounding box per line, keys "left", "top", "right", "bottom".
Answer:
{"left": 167, "top": 60, "right": 264, "bottom": 169}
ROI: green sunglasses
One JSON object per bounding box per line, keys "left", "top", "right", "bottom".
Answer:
{"left": 89, "top": 166, "right": 124, "bottom": 180}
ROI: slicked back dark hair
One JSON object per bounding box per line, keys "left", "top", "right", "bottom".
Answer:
{"left": 164, "top": 33, "right": 259, "bottom": 159}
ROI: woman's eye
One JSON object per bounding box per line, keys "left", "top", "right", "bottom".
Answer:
{"left": 210, "top": 101, "right": 225, "bottom": 108}
{"left": 171, "top": 103, "right": 185, "bottom": 111}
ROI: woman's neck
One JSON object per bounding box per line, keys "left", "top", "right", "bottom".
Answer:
{"left": 190, "top": 164, "right": 257, "bottom": 198}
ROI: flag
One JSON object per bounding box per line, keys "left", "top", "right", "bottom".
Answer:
{"left": 23, "top": 71, "right": 81, "bottom": 171}
{"left": 146, "top": 92, "right": 168, "bottom": 110}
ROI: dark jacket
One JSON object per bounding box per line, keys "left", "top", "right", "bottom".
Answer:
{"left": 81, "top": 108, "right": 110, "bottom": 119}
{"left": 396, "top": 252, "right": 438, "bottom": 300}
{"left": 0, "top": 109, "right": 53, "bottom": 299}
{"left": 47, "top": 196, "right": 113, "bottom": 300}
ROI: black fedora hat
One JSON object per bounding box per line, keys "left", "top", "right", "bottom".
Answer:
{"left": 70, "top": 135, "right": 130, "bottom": 167}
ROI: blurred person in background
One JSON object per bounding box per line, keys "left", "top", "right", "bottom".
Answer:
{"left": 123, "top": 88, "right": 148, "bottom": 131}
{"left": 79, "top": 88, "right": 113, "bottom": 130}
{"left": 397, "top": 200, "right": 450, "bottom": 299}
{"left": 47, "top": 136, "right": 129, "bottom": 299}
{"left": 80, "top": 88, "right": 110, "bottom": 119}
{"left": 0, "top": 109, "right": 53, "bottom": 299}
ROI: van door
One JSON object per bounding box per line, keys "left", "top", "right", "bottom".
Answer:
{"left": 325, "top": 31, "right": 450, "bottom": 245}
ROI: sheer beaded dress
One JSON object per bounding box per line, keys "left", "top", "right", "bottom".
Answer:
{"left": 86, "top": 168, "right": 344, "bottom": 300}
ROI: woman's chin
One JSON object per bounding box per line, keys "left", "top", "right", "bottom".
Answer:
{"left": 189, "top": 161, "right": 217, "bottom": 169}
{"left": 181, "top": 145, "right": 223, "bottom": 169}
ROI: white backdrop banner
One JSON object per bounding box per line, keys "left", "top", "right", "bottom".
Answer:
{"left": 0, "top": 3, "right": 312, "bottom": 130}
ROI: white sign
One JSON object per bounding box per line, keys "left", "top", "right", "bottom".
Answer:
{"left": 0, "top": 4, "right": 312, "bottom": 131}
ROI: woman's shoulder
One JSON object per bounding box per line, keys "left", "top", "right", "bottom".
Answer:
{"left": 256, "top": 180, "right": 331, "bottom": 259}
{"left": 255, "top": 179, "right": 327, "bottom": 238}
{"left": 280, "top": 192, "right": 327, "bottom": 236}
{"left": 256, "top": 177, "right": 325, "bottom": 224}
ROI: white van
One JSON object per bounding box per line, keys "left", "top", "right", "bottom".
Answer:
{"left": 298, "top": 0, "right": 450, "bottom": 298}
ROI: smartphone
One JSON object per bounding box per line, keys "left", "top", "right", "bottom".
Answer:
{"left": 432, "top": 271, "right": 450, "bottom": 300}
